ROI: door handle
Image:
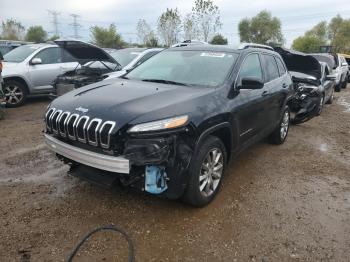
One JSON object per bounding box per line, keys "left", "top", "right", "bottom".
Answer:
{"left": 261, "top": 90, "right": 269, "bottom": 97}
{"left": 282, "top": 83, "right": 288, "bottom": 88}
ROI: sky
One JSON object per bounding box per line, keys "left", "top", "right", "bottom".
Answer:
{"left": 1, "top": 0, "right": 350, "bottom": 47}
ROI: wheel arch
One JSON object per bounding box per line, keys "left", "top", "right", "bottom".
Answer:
{"left": 195, "top": 122, "right": 236, "bottom": 162}
{"left": 3, "top": 76, "right": 30, "bottom": 94}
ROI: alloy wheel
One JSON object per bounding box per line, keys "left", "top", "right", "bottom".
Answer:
{"left": 4, "top": 84, "right": 24, "bottom": 105}
{"left": 199, "top": 148, "right": 224, "bottom": 197}
{"left": 280, "top": 110, "right": 289, "bottom": 140}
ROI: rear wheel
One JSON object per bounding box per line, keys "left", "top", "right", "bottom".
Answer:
{"left": 182, "top": 136, "right": 226, "bottom": 207}
{"left": 3, "top": 80, "right": 28, "bottom": 107}
{"left": 269, "top": 107, "right": 290, "bottom": 145}
{"left": 326, "top": 88, "right": 334, "bottom": 104}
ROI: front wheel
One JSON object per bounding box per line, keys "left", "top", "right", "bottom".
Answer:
{"left": 182, "top": 136, "right": 227, "bottom": 207}
{"left": 3, "top": 80, "right": 28, "bottom": 107}
{"left": 269, "top": 107, "right": 290, "bottom": 145}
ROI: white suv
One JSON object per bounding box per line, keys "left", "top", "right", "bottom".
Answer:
{"left": 2, "top": 44, "right": 78, "bottom": 107}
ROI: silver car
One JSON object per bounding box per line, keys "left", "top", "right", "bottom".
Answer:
{"left": 2, "top": 43, "right": 78, "bottom": 107}
{"left": 104, "top": 48, "right": 163, "bottom": 80}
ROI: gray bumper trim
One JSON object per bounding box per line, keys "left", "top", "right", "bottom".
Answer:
{"left": 45, "top": 134, "right": 130, "bottom": 174}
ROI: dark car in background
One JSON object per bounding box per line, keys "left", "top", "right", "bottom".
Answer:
{"left": 275, "top": 47, "right": 335, "bottom": 124}
{"left": 44, "top": 44, "right": 293, "bottom": 206}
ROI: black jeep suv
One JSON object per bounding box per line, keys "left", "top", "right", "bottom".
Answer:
{"left": 44, "top": 44, "right": 293, "bottom": 206}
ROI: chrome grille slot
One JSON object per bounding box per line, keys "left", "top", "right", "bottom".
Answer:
{"left": 51, "top": 110, "right": 62, "bottom": 134}
{"left": 45, "top": 108, "right": 56, "bottom": 132}
{"left": 45, "top": 108, "right": 117, "bottom": 149}
{"left": 58, "top": 112, "right": 70, "bottom": 137}
{"left": 67, "top": 114, "right": 79, "bottom": 140}
{"left": 99, "top": 121, "right": 116, "bottom": 149}
{"left": 76, "top": 116, "right": 90, "bottom": 143}
{"left": 87, "top": 118, "right": 102, "bottom": 146}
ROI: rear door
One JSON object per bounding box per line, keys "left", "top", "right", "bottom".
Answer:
{"left": 232, "top": 52, "right": 269, "bottom": 145}
{"left": 261, "top": 54, "right": 287, "bottom": 128}
{"left": 28, "top": 47, "right": 78, "bottom": 93}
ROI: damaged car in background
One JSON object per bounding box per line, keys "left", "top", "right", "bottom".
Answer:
{"left": 103, "top": 48, "right": 163, "bottom": 80}
{"left": 50, "top": 39, "right": 122, "bottom": 98}
{"left": 44, "top": 44, "right": 294, "bottom": 207}
{"left": 275, "top": 47, "right": 335, "bottom": 124}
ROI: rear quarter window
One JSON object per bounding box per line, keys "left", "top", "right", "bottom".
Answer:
{"left": 262, "top": 54, "right": 280, "bottom": 82}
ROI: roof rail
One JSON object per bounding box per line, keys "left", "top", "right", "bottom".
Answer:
{"left": 238, "top": 43, "right": 273, "bottom": 51}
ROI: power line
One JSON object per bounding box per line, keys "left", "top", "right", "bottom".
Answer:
{"left": 47, "top": 10, "right": 61, "bottom": 36}
{"left": 70, "top": 14, "right": 82, "bottom": 38}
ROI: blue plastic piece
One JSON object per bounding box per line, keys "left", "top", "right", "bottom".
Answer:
{"left": 145, "top": 165, "right": 168, "bottom": 194}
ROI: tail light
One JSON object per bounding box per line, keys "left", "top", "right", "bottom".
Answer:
{"left": 0, "top": 61, "right": 3, "bottom": 71}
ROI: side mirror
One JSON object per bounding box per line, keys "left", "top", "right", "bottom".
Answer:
{"left": 342, "top": 62, "right": 348, "bottom": 67}
{"left": 238, "top": 77, "right": 264, "bottom": 90}
{"left": 325, "top": 74, "right": 336, "bottom": 81}
{"left": 30, "top": 58, "right": 42, "bottom": 65}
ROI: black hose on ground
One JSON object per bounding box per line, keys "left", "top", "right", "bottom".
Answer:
{"left": 66, "top": 225, "right": 135, "bottom": 262}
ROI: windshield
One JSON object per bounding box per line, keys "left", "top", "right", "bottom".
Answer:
{"left": 110, "top": 49, "right": 144, "bottom": 68}
{"left": 126, "top": 50, "right": 238, "bottom": 87}
{"left": 3, "top": 45, "right": 39, "bottom": 62}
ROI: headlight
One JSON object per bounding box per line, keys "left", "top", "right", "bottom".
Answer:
{"left": 128, "top": 115, "right": 189, "bottom": 133}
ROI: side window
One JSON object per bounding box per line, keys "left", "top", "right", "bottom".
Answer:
{"left": 275, "top": 57, "right": 286, "bottom": 76}
{"left": 237, "top": 53, "right": 263, "bottom": 85}
{"left": 61, "top": 49, "right": 77, "bottom": 63}
{"left": 263, "top": 54, "right": 280, "bottom": 82}
{"left": 135, "top": 51, "right": 158, "bottom": 67}
{"left": 34, "top": 47, "right": 61, "bottom": 64}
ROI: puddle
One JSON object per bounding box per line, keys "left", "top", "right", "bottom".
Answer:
{"left": 319, "top": 143, "right": 328, "bottom": 152}
{"left": 337, "top": 96, "right": 350, "bottom": 113}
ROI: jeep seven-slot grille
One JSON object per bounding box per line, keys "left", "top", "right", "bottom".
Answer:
{"left": 45, "top": 108, "right": 116, "bottom": 149}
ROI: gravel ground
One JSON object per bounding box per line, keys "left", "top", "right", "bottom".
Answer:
{"left": 0, "top": 87, "right": 349, "bottom": 262}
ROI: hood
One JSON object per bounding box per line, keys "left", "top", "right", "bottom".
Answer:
{"left": 54, "top": 39, "right": 121, "bottom": 67}
{"left": 310, "top": 53, "right": 336, "bottom": 69}
{"left": 274, "top": 47, "right": 322, "bottom": 80}
{"left": 50, "top": 78, "right": 215, "bottom": 129}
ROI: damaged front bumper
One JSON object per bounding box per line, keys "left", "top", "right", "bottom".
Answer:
{"left": 47, "top": 130, "right": 194, "bottom": 199}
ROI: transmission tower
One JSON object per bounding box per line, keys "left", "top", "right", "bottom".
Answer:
{"left": 70, "top": 14, "right": 81, "bottom": 39}
{"left": 47, "top": 10, "right": 61, "bottom": 36}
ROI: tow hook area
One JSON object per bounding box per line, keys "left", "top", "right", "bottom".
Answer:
{"left": 145, "top": 165, "right": 168, "bottom": 194}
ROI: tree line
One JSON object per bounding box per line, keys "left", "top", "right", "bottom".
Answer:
{"left": 1, "top": 2, "right": 349, "bottom": 53}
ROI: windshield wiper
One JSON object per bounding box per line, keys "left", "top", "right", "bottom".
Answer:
{"left": 141, "top": 79, "right": 188, "bottom": 86}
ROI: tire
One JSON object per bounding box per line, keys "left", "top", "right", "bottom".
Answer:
{"left": 341, "top": 80, "right": 347, "bottom": 89}
{"left": 335, "top": 83, "right": 341, "bottom": 92}
{"left": 182, "top": 136, "right": 227, "bottom": 207}
{"left": 268, "top": 107, "right": 290, "bottom": 145}
{"left": 316, "top": 94, "right": 324, "bottom": 116}
{"left": 326, "top": 87, "right": 334, "bottom": 104}
{"left": 3, "top": 80, "right": 28, "bottom": 107}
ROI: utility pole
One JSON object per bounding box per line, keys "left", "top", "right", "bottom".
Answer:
{"left": 70, "top": 14, "right": 81, "bottom": 39}
{"left": 47, "top": 10, "right": 61, "bottom": 37}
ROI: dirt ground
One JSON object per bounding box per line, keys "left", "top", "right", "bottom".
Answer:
{"left": 0, "top": 87, "right": 350, "bottom": 262}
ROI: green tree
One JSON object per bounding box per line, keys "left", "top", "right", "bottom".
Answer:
{"left": 305, "top": 21, "right": 328, "bottom": 43}
{"left": 25, "top": 26, "right": 47, "bottom": 43}
{"left": 192, "top": 0, "right": 222, "bottom": 42}
{"left": 47, "top": 35, "right": 60, "bottom": 41}
{"left": 332, "top": 19, "right": 350, "bottom": 52}
{"left": 183, "top": 13, "right": 199, "bottom": 40}
{"left": 210, "top": 34, "right": 227, "bottom": 45}
{"left": 292, "top": 35, "right": 324, "bottom": 53}
{"left": 157, "top": 8, "right": 182, "bottom": 46}
{"left": 328, "top": 15, "right": 343, "bottom": 44}
{"left": 238, "top": 10, "right": 284, "bottom": 45}
{"left": 1, "top": 19, "right": 25, "bottom": 40}
{"left": 90, "top": 24, "right": 125, "bottom": 48}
